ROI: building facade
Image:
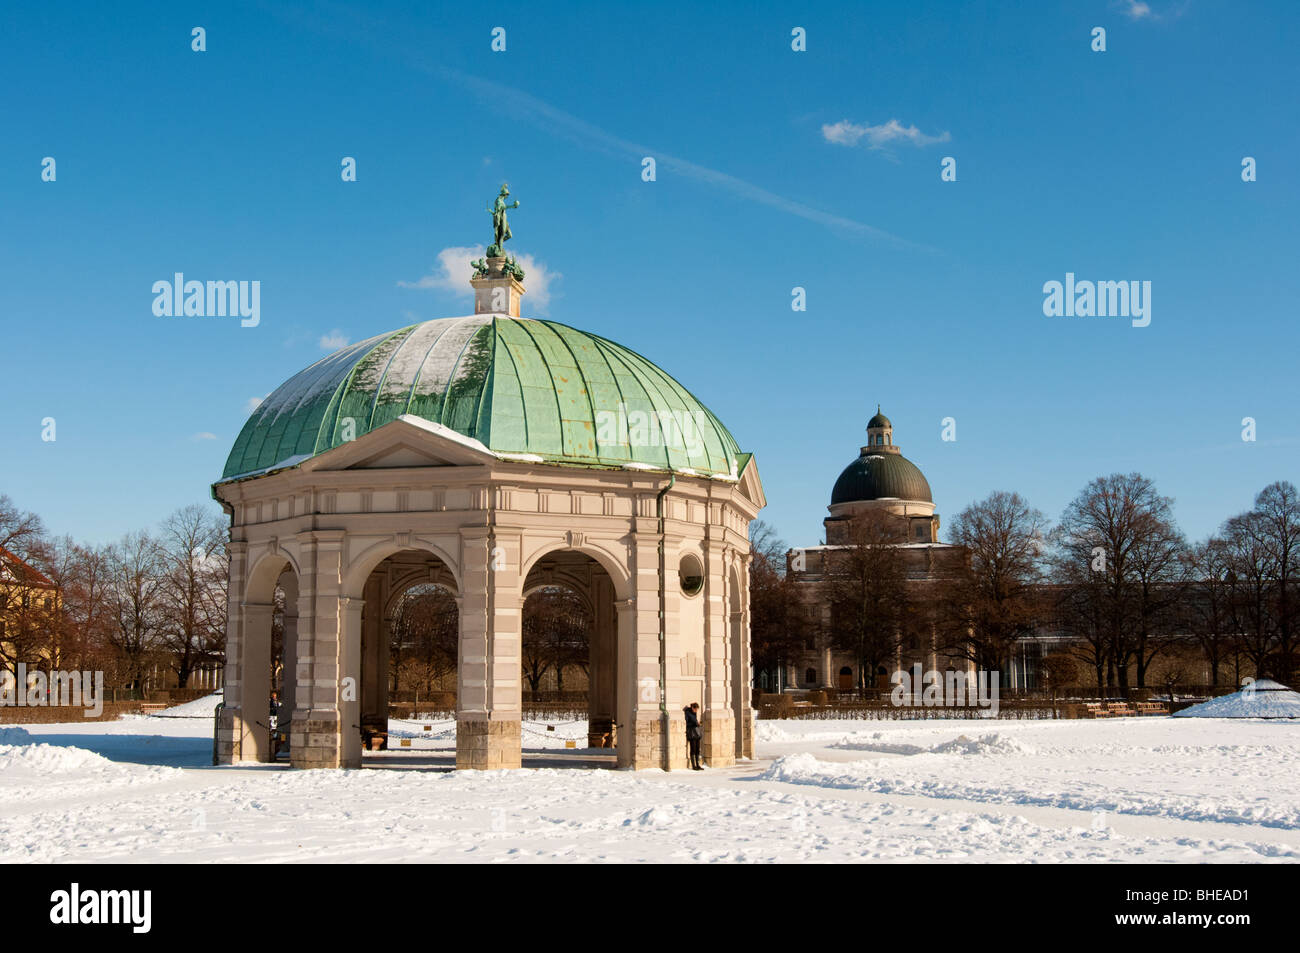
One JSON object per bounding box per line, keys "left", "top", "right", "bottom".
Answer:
{"left": 779, "top": 410, "right": 966, "bottom": 693}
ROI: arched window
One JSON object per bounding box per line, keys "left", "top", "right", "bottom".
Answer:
{"left": 804, "top": 668, "right": 818, "bottom": 686}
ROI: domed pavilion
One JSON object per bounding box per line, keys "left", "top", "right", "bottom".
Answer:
{"left": 213, "top": 203, "right": 764, "bottom": 771}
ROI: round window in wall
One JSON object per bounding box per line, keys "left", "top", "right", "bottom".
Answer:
{"left": 679, "top": 554, "right": 704, "bottom": 597}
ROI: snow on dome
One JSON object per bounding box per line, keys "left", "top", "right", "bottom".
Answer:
{"left": 1172, "top": 679, "right": 1300, "bottom": 719}
{"left": 219, "top": 315, "right": 746, "bottom": 482}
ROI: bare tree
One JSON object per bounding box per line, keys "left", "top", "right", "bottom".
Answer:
{"left": 1129, "top": 507, "right": 1189, "bottom": 687}
{"left": 1221, "top": 510, "right": 1278, "bottom": 680}
{"left": 1253, "top": 481, "right": 1300, "bottom": 682}
{"left": 1053, "top": 473, "right": 1182, "bottom": 690}
{"left": 0, "top": 494, "right": 46, "bottom": 561}
{"left": 937, "top": 491, "right": 1047, "bottom": 675}
{"left": 105, "top": 531, "right": 165, "bottom": 695}
{"left": 156, "top": 505, "right": 229, "bottom": 687}
{"left": 748, "top": 521, "right": 805, "bottom": 691}
{"left": 389, "top": 584, "right": 458, "bottom": 695}
{"left": 1182, "top": 539, "right": 1237, "bottom": 688}
{"left": 522, "top": 585, "right": 590, "bottom": 696}
{"left": 825, "top": 511, "right": 912, "bottom": 693}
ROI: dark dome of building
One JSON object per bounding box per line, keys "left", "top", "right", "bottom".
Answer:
{"left": 867, "top": 411, "right": 892, "bottom": 429}
{"left": 831, "top": 450, "right": 933, "bottom": 505}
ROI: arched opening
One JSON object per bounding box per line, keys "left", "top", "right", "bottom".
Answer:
{"left": 351, "top": 548, "right": 458, "bottom": 767}
{"left": 838, "top": 665, "right": 853, "bottom": 692}
{"left": 232, "top": 554, "right": 298, "bottom": 764}
{"left": 521, "top": 548, "right": 623, "bottom": 767}
{"left": 387, "top": 582, "right": 458, "bottom": 715}
{"left": 522, "top": 585, "right": 592, "bottom": 702}
{"left": 267, "top": 570, "right": 300, "bottom": 760}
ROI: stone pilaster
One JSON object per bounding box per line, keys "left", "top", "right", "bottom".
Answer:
{"left": 290, "top": 530, "right": 347, "bottom": 770}
{"left": 621, "top": 506, "right": 688, "bottom": 771}
{"left": 215, "top": 705, "right": 239, "bottom": 764}
{"left": 234, "top": 602, "right": 274, "bottom": 763}
{"left": 359, "top": 573, "right": 387, "bottom": 739}
{"left": 290, "top": 711, "right": 342, "bottom": 769}
{"left": 215, "top": 542, "right": 247, "bottom": 766}
{"left": 455, "top": 718, "right": 522, "bottom": 769}
{"left": 701, "top": 537, "right": 735, "bottom": 767}
{"left": 731, "top": 550, "right": 756, "bottom": 760}
{"left": 700, "top": 710, "right": 735, "bottom": 768}
{"left": 280, "top": 572, "right": 299, "bottom": 731}
{"left": 456, "top": 526, "right": 522, "bottom": 770}
{"left": 339, "top": 596, "right": 364, "bottom": 768}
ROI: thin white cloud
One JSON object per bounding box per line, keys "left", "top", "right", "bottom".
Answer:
{"left": 434, "top": 68, "right": 923, "bottom": 249}
{"left": 1115, "top": 0, "right": 1187, "bottom": 21}
{"left": 192, "top": 432, "right": 218, "bottom": 441}
{"left": 399, "top": 244, "right": 560, "bottom": 314}
{"left": 262, "top": 11, "right": 926, "bottom": 249}
{"left": 244, "top": 395, "right": 267, "bottom": 414}
{"left": 822, "top": 119, "right": 951, "bottom": 150}
{"left": 319, "top": 330, "right": 349, "bottom": 350}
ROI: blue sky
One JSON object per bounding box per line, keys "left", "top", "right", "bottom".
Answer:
{"left": 3, "top": 0, "right": 1297, "bottom": 549}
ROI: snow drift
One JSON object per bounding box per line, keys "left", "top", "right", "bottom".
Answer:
{"left": 1172, "top": 679, "right": 1300, "bottom": 719}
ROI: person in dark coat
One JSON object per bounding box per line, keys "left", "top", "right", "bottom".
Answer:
{"left": 684, "top": 702, "right": 703, "bottom": 770}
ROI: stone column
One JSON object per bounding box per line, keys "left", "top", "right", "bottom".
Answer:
{"left": 456, "top": 527, "right": 522, "bottom": 769}
{"left": 339, "top": 596, "right": 364, "bottom": 768}
{"left": 215, "top": 540, "right": 247, "bottom": 764}
{"left": 660, "top": 532, "right": 689, "bottom": 771}
{"left": 359, "top": 573, "right": 386, "bottom": 741}
{"left": 701, "top": 537, "right": 734, "bottom": 768}
{"left": 587, "top": 573, "right": 618, "bottom": 748}
{"left": 613, "top": 596, "right": 639, "bottom": 768}
{"left": 732, "top": 551, "right": 755, "bottom": 760}
{"left": 290, "top": 530, "right": 346, "bottom": 769}
{"left": 622, "top": 509, "right": 683, "bottom": 771}
{"left": 234, "top": 602, "right": 274, "bottom": 762}
{"left": 280, "top": 571, "right": 299, "bottom": 734}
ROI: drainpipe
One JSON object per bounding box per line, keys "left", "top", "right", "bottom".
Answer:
{"left": 655, "top": 474, "right": 676, "bottom": 722}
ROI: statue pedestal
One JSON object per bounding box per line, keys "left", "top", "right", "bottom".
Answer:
{"left": 471, "top": 265, "right": 526, "bottom": 316}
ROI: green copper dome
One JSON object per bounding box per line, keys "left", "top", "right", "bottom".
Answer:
{"left": 221, "top": 315, "right": 743, "bottom": 481}
{"left": 831, "top": 450, "right": 932, "bottom": 505}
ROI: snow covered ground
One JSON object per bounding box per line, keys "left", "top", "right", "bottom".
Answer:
{"left": 2, "top": 699, "right": 1298, "bottom": 863}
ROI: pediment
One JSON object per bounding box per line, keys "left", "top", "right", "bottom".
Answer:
{"left": 301, "top": 416, "right": 497, "bottom": 472}
{"left": 736, "top": 455, "right": 767, "bottom": 510}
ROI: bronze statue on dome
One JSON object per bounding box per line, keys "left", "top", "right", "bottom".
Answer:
{"left": 486, "top": 184, "right": 520, "bottom": 258}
